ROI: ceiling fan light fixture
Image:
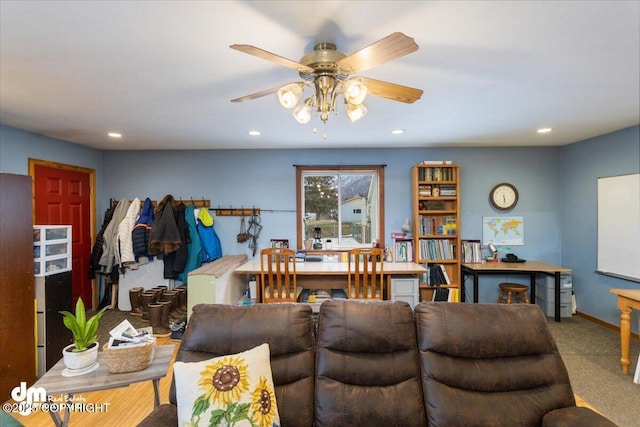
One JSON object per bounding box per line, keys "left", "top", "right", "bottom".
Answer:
{"left": 343, "top": 79, "right": 367, "bottom": 105}
{"left": 277, "top": 82, "right": 304, "bottom": 109}
{"left": 346, "top": 102, "right": 367, "bottom": 123}
{"left": 293, "top": 98, "right": 313, "bottom": 124}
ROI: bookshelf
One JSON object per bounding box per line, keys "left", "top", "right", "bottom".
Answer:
{"left": 411, "top": 163, "right": 460, "bottom": 301}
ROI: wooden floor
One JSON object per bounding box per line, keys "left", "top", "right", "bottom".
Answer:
{"left": 8, "top": 336, "right": 178, "bottom": 426}
{"left": 9, "top": 335, "right": 599, "bottom": 426}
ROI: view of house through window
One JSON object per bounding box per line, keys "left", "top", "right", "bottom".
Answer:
{"left": 296, "top": 166, "right": 384, "bottom": 250}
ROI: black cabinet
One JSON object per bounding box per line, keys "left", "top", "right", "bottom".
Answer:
{"left": 36, "top": 271, "right": 73, "bottom": 375}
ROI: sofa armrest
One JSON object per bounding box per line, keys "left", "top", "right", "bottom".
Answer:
{"left": 542, "top": 406, "right": 617, "bottom": 426}
{"left": 136, "top": 404, "right": 177, "bottom": 427}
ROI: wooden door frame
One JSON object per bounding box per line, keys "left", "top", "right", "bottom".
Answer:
{"left": 28, "top": 158, "right": 98, "bottom": 307}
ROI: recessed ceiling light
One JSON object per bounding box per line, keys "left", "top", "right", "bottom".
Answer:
{"left": 248, "top": 130, "right": 260, "bottom": 136}
{"left": 391, "top": 129, "right": 405, "bottom": 135}
{"left": 537, "top": 128, "right": 552, "bottom": 134}
{"left": 108, "top": 132, "right": 122, "bottom": 138}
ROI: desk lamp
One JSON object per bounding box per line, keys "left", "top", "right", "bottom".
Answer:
{"left": 487, "top": 243, "right": 499, "bottom": 261}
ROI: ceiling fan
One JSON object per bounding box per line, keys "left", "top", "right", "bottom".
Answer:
{"left": 230, "top": 32, "right": 423, "bottom": 125}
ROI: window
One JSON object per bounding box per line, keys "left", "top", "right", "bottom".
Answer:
{"left": 296, "top": 165, "right": 385, "bottom": 250}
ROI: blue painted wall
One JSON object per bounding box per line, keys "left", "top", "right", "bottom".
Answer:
{"left": 561, "top": 126, "right": 640, "bottom": 326}
{"left": 0, "top": 125, "right": 106, "bottom": 213}
{"left": 1, "top": 123, "right": 638, "bottom": 330}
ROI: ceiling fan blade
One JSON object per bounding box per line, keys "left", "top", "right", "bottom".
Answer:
{"left": 231, "top": 85, "right": 283, "bottom": 103}
{"left": 358, "top": 77, "right": 423, "bottom": 104}
{"left": 230, "top": 44, "right": 314, "bottom": 73}
{"left": 336, "top": 32, "right": 419, "bottom": 74}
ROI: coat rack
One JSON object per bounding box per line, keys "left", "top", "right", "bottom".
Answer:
{"left": 213, "top": 206, "right": 260, "bottom": 216}
{"left": 110, "top": 197, "right": 211, "bottom": 209}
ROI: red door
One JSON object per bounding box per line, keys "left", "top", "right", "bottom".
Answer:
{"left": 33, "top": 164, "right": 93, "bottom": 307}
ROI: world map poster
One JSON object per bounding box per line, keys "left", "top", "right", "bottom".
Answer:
{"left": 482, "top": 216, "right": 524, "bottom": 245}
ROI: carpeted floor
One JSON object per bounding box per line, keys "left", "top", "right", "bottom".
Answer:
{"left": 546, "top": 315, "right": 639, "bottom": 427}
{"left": 94, "top": 308, "right": 640, "bottom": 426}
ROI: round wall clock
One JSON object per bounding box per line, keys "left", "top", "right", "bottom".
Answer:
{"left": 489, "top": 183, "right": 519, "bottom": 210}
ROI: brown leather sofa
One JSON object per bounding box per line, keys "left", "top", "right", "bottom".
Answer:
{"left": 138, "top": 300, "right": 616, "bottom": 427}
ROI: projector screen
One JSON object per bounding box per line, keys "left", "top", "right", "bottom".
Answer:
{"left": 597, "top": 173, "right": 640, "bottom": 282}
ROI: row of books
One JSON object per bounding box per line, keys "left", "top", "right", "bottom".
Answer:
{"left": 417, "top": 185, "right": 457, "bottom": 197}
{"left": 417, "top": 167, "right": 455, "bottom": 182}
{"left": 392, "top": 239, "right": 414, "bottom": 262}
{"left": 418, "top": 215, "right": 456, "bottom": 236}
{"left": 419, "top": 263, "right": 451, "bottom": 285}
{"left": 431, "top": 287, "right": 460, "bottom": 302}
{"left": 419, "top": 239, "right": 456, "bottom": 260}
{"left": 417, "top": 160, "right": 453, "bottom": 165}
{"left": 461, "top": 240, "right": 483, "bottom": 263}
{"left": 438, "top": 185, "right": 456, "bottom": 196}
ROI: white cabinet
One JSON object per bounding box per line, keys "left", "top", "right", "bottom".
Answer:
{"left": 390, "top": 276, "right": 419, "bottom": 308}
{"left": 33, "top": 225, "right": 71, "bottom": 276}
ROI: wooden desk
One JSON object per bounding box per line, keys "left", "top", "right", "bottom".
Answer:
{"left": 234, "top": 260, "right": 427, "bottom": 301}
{"left": 461, "top": 261, "right": 572, "bottom": 322}
{"left": 609, "top": 288, "right": 640, "bottom": 375}
{"left": 30, "top": 345, "right": 174, "bottom": 426}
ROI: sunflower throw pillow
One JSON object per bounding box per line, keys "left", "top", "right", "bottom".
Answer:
{"left": 173, "top": 343, "right": 280, "bottom": 427}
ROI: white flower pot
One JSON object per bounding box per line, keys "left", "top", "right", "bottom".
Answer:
{"left": 62, "top": 342, "right": 99, "bottom": 370}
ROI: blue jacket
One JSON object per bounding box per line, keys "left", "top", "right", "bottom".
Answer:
{"left": 197, "top": 208, "right": 222, "bottom": 263}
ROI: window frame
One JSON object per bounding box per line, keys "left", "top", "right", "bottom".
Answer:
{"left": 296, "top": 165, "right": 385, "bottom": 250}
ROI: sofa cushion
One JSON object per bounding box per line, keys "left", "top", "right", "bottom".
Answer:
{"left": 416, "top": 302, "right": 576, "bottom": 427}
{"left": 173, "top": 343, "right": 280, "bottom": 427}
{"left": 174, "top": 303, "right": 315, "bottom": 427}
{"left": 315, "top": 299, "right": 427, "bottom": 427}
{"left": 542, "top": 406, "right": 617, "bottom": 426}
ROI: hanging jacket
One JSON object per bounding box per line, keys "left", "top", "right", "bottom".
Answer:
{"left": 89, "top": 205, "right": 116, "bottom": 279}
{"left": 99, "top": 199, "right": 131, "bottom": 275}
{"left": 178, "top": 203, "right": 202, "bottom": 282}
{"left": 116, "top": 197, "right": 140, "bottom": 268}
{"left": 197, "top": 207, "right": 222, "bottom": 263}
{"left": 172, "top": 202, "right": 188, "bottom": 274}
{"left": 132, "top": 197, "right": 155, "bottom": 261}
{"left": 148, "top": 195, "right": 181, "bottom": 255}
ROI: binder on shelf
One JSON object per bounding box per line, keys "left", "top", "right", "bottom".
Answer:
{"left": 438, "top": 264, "right": 451, "bottom": 284}
{"left": 431, "top": 287, "right": 457, "bottom": 302}
{"left": 461, "top": 239, "right": 482, "bottom": 263}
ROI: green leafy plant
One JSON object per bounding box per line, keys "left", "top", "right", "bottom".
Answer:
{"left": 59, "top": 297, "right": 109, "bottom": 352}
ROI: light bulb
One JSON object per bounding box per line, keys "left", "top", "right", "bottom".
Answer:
{"left": 293, "top": 98, "right": 313, "bottom": 124}
{"left": 343, "top": 79, "right": 367, "bottom": 105}
{"left": 345, "top": 103, "right": 367, "bottom": 123}
{"left": 277, "top": 83, "right": 303, "bottom": 109}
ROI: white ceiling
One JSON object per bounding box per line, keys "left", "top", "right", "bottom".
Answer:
{"left": 1, "top": 1, "right": 638, "bottom": 151}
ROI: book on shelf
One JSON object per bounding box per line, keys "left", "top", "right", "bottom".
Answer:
{"left": 461, "top": 240, "right": 482, "bottom": 263}
{"left": 418, "top": 160, "right": 453, "bottom": 165}
{"left": 438, "top": 264, "right": 451, "bottom": 284}
{"left": 391, "top": 233, "right": 413, "bottom": 262}
{"left": 423, "top": 263, "right": 450, "bottom": 285}
{"left": 419, "top": 239, "right": 455, "bottom": 260}
{"left": 431, "top": 287, "right": 458, "bottom": 302}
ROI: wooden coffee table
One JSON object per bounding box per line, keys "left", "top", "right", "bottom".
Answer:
{"left": 31, "top": 345, "right": 174, "bottom": 427}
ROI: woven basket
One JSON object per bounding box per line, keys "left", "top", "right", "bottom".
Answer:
{"left": 102, "top": 340, "right": 155, "bottom": 373}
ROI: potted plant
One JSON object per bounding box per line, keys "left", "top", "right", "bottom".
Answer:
{"left": 59, "top": 298, "right": 109, "bottom": 371}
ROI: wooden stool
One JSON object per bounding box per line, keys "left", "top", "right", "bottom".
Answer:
{"left": 497, "top": 282, "right": 530, "bottom": 304}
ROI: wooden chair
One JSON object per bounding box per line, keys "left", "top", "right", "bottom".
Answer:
{"left": 347, "top": 248, "right": 385, "bottom": 300}
{"left": 260, "top": 247, "right": 298, "bottom": 303}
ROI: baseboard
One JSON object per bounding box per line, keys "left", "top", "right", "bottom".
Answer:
{"left": 576, "top": 311, "right": 640, "bottom": 340}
